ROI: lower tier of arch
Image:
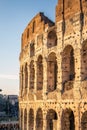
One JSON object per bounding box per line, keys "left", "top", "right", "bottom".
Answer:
{"left": 19, "top": 100, "right": 87, "bottom": 130}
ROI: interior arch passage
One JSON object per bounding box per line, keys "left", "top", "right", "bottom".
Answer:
{"left": 30, "top": 60, "right": 35, "bottom": 90}
{"left": 36, "top": 108, "right": 43, "bottom": 130}
{"left": 62, "top": 45, "right": 75, "bottom": 92}
{"left": 37, "top": 55, "right": 43, "bottom": 90}
{"left": 47, "top": 30, "right": 57, "bottom": 48}
{"left": 61, "top": 108, "right": 75, "bottom": 130}
{"left": 81, "top": 111, "right": 87, "bottom": 130}
{"left": 29, "top": 109, "right": 34, "bottom": 130}
{"left": 46, "top": 109, "right": 58, "bottom": 130}
{"left": 24, "top": 109, "right": 27, "bottom": 130}
{"left": 47, "top": 52, "right": 57, "bottom": 92}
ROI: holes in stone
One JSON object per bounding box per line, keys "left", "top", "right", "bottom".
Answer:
{"left": 81, "top": 43, "right": 87, "bottom": 80}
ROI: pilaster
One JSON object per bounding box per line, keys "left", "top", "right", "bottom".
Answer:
{"left": 56, "top": 55, "right": 62, "bottom": 100}
{"left": 74, "top": 103, "right": 80, "bottom": 130}
{"left": 23, "top": 68, "right": 25, "bottom": 99}
{"left": 34, "top": 59, "right": 37, "bottom": 101}
{"left": 27, "top": 63, "right": 30, "bottom": 97}
{"left": 57, "top": 110, "right": 62, "bottom": 130}
{"left": 43, "top": 57, "right": 47, "bottom": 100}
{"left": 74, "top": 48, "right": 81, "bottom": 100}
{"left": 43, "top": 111, "right": 47, "bottom": 130}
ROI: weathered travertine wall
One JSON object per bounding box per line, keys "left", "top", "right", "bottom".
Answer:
{"left": 19, "top": 1, "right": 87, "bottom": 130}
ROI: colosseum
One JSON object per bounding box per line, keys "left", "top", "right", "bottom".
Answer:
{"left": 19, "top": 0, "right": 87, "bottom": 130}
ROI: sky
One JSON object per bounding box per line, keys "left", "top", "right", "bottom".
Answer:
{"left": 0, "top": 0, "right": 57, "bottom": 95}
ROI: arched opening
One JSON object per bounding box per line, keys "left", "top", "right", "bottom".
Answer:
{"left": 30, "top": 42, "right": 35, "bottom": 57}
{"left": 32, "top": 21, "right": 36, "bottom": 33}
{"left": 25, "top": 63, "right": 28, "bottom": 94}
{"left": 81, "top": 42, "right": 87, "bottom": 80}
{"left": 37, "top": 55, "right": 43, "bottom": 90}
{"left": 62, "top": 45, "right": 75, "bottom": 92}
{"left": 30, "top": 61, "right": 35, "bottom": 90}
{"left": 46, "top": 109, "right": 57, "bottom": 130}
{"left": 24, "top": 109, "right": 27, "bottom": 130}
{"left": 29, "top": 109, "right": 34, "bottom": 130}
{"left": 61, "top": 109, "right": 75, "bottom": 130}
{"left": 27, "top": 28, "right": 29, "bottom": 38}
{"left": 81, "top": 111, "right": 87, "bottom": 130}
{"left": 47, "top": 52, "right": 57, "bottom": 92}
{"left": 36, "top": 108, "right": 43, "bottom": 130}
{"left": 47, "top": 30, "right": 57, "bottom": 48}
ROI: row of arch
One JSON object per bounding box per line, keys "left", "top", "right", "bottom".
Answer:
{"left": 20, "top": 108, "right": 87, "bottom": 130}
{"left": 28, "top": 30, "right": 57, "bottom": 57}
{"left": 20, "top": 43, "right": 87, "bottom": 96}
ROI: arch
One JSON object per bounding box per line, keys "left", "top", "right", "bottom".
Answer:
{"left": 32, "top": 21, "right": 36, "bottom": 33}
{"left": 30, "top": 42, "right": 35, "bottom": 57}
{"left": 81, "top": 111, "right": 87, "bottom": 130}
{"left": 61, "top": 108, "right": 75, "bottom": 130}
{"left": 30, "top": 60, "right": 35, "bottom": 90}
{"left": 46, "top": 109, "right": 58, "bottom": 130}
{"left": 24, "top": 109, "right": 27, "bottom": 130}
{"left": 62, "top": 45, "right": 75, "bottom": 92}
{"left": 81, "top": 42, "right": 87, "bottom": 80}
{"left": 47, "top": 52, "right": 57, "bottom": 92}
{"left": 29, "top": 109, "right": 34, "bottom": 130}
{"left": 25, "top": 63, "right": 28, "bottom": 90}
{"left": 27, "top": 28, "right": 29, "bottom": 38}
{"left": 47, "top": 30, "right": 57, "bottom": 48}
{"left": 37, "top": 55, "right": 43, "bottom": 90}
{"left": 36, "top": 108, "right": 43, "bottom": 130}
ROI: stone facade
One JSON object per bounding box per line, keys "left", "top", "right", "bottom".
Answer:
{"left": 19, "top": 0, "right": 87, "bottom": 130}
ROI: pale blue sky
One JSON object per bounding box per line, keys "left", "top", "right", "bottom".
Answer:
{"left": 0, "top": 0, "right": 57, "bottom": 95}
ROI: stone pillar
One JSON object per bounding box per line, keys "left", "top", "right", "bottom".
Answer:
{"left": 23, "top": 67, "right": 25, "bottom": 98}
{"left": 57, "top": 110, "right": 62, "bottom": 130}
{"left": 26, "top": 65, "right": 28, "bottom": 98}
{"left": 56, "top": 55, "right": 62, "bottom": 100}
{"left": 74, "top": 48, "right": 81, "bottom": 100}
{"left": 43, "top": 57, "right": 48, "bottom": 100}
{"left": 74, "top": 103, "right": 80, "bottom": 130}
{"left": 43, "top": 112, "right": 47, "bottom": 130}
{"left": 27, "top": 63, "right": 30, "bottom": 98}
{"left": 34, "top": 59, "right": 37, "bottom": 100}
